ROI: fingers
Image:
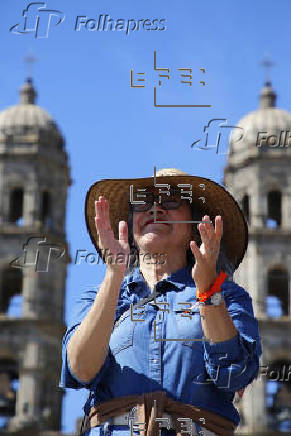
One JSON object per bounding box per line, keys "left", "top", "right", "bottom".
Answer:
{"left": 104, "top": 196, "right": 111, "bottom": 229}
{"left": 191, "top": 215, "right": 223, "bottom": 267}
{"left": 94, "top": 197, "right": 130, "bottom": 257}
{"left": 197, "top": 221, "right": 212, "bottom": 254}
{"left": 119, "top": 221, "right": 129, "bottom": 247}
{"left": 215, "top": 215, "right": 223, "bottom": 240}
{"left": 95, "top": 196, "right": 111, "bottom": 233}
{"left": 94, "top": 196, "right": 113, "bottom": 251}
{"left": 190, "top": 240, "right": 203, "bottom": 263}
{"left": 202, "top": 215, "right": 223, "bottom": 241}
{"left": 198, "top": 215, "right": 223, "bottom": 253}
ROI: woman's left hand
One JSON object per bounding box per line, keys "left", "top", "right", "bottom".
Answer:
{"left": 190, "top": 215, "right": 223, "bottom": 293}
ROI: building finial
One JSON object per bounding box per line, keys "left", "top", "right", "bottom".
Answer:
{"left": 23, "top": 52, "right": 38, "bottom": 80}
{"left": 20, "top": 51, "right": 38, "bottom": 104}
{"left": 260, "top": 54, "right": 274, "bottom": 86}
{"left": 259, "top": 55, "right": 276, "bottom": 108}
{"left": 19, "top": 77, "right": 38, "bottom": 104}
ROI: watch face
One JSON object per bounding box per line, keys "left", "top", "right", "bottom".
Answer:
{"left": 211, "top": 292, "right": 222, "bottom": 305}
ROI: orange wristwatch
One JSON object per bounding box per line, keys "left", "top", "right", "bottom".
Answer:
{"left": 197, "top": 271, "right": 228, "bottom": 304}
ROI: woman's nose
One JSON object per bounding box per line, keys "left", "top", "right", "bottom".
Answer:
{"left": 148, "top": 203, "right": 167, "bottom": 216}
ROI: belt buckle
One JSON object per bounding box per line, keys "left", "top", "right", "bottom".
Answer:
{"left": 127, "top": 407, "right": 146, "bottom": 433}
{"left": 176, "top": 418, "right": 204, "bottom": 435}
{"left": 127, "top": 408, "right": 174, "bottom": 430}
{"left": 153, "top": 412, "right": 173, "bottom": 430}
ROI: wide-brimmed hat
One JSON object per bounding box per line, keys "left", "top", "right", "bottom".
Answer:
{"left": 85, "top": 168, "right": 248, "bottom": 270}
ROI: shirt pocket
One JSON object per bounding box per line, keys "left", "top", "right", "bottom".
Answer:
{"left": 174, "top": 304, "right": 204, "bottom": 347}
{"left": 109, "top": 309, "right": 136, "bottom": 356}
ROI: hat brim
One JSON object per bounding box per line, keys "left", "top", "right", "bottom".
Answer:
{"left": 85, "top": 175, "right": 248, "bottom": 271}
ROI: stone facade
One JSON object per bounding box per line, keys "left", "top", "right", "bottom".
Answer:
{"left": 0, "top": 78, "right": 72, "bottom": 435}
{"left": 224, "top": 82, "right": 291, "bottom": 435}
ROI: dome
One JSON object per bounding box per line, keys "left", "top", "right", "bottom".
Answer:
{"left": 229, "top": 82, "right": 291, "bottom": 152}
{"left": 0, "top": 78, "right": 63, "bottom": 140}
{"left": 0, "top": 104, "right": 60, "bottom": 131}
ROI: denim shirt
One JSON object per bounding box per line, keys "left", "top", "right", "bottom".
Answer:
{"left": 59, "top": 266, "right": 262, "bottom": 430}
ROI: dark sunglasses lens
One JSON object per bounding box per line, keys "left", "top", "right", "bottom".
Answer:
{"left": 131, "top": 191, "right": 183, "bottom": 211}
{"left": 161, "top": 193, "right": 182, "bottom": 210}
{"left": 162, "top": 199, "right": 181, "bottom": 209}
{"left": 131, "top": 201, "right": 152, "bottom": 212}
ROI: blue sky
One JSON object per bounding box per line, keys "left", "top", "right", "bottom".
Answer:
{"left": 1, "top": 0, "right": 291, "bottom": 433}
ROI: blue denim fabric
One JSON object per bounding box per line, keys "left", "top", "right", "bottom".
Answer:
{"left": 59, "top": 266, "right": 262, "bottom": 431}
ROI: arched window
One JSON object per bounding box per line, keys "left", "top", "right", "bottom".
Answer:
{"left": 8, "top": 188, "right": 24, "bottom": 225}
{"left": 266, "top": 268, "right": 289, "bottom": 317}
{"left": 0, "top": 268, "right": 23, "bottom": 316}
{"left": 266, "top": 359, "right": 291, "bottom": 432}
{"left": 267, "top": 190, "right": 281, "bottom": 228}
{"left": 0, "top": 359, "right": 18, "bottom": 425}
{"left": 40, "top": 191, "right": 52, "bottom": 228}
{"left": 242, "top": 194, "right": 250, "bottom": 224}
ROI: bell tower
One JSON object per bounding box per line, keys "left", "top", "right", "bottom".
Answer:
{"left": 224, "top": 81, "right": 291, "bottom": 434}
{"left": 0, "top": 77, "right": 71, "bottom": 434}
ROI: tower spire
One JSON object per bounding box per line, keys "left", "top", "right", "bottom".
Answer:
{"left": 23, "top": 52, "right": 38, "bottom": 81}
{"left": 19, "top": 77, "right": 38, "bottom": 104}
{"left": 260, "top": 54, "right": 274, "bottom": 86}
{"left": 259, "top": 55, "right": 276, "bottom": 108}
{"left": 19, "top": 52, "right": 38, "bottom": 104}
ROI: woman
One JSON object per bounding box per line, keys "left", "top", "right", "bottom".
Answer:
{"left": 59, "top": 168, "right": 262, "bottom": 436}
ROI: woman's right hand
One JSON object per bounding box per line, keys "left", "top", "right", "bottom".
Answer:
{"left": 94, "top": 196, "right": 130, "bottom": 274}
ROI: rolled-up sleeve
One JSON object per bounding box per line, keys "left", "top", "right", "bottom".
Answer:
{"left": 202, "top": 280, "right": 262, "bottom": 392}
{"left": 59, "top": 287, "right": 111, "bottom": 390}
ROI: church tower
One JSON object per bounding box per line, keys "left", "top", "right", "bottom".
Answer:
{"left": 0, "top": 77, "right": 71, "bottom": 434}
{"left": 224, "top": 81, "right": 291, "bottom": 434}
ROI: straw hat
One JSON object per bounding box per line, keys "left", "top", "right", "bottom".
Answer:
{"left": 85, "top": 168, "right": 248, "bottom": 270}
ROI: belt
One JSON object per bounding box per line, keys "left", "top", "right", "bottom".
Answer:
{"left": 99, "top": 410, "right": 175, "bottom": 428}
{"left": 86, "top": 391, "right": 236, "bottom": 436}
{"left": 95, "top": 410, "right": 218, "bottom": 435}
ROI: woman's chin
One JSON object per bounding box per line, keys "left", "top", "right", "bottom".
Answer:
{"left": 138, "top": 233, "right": 167, "bottom": 252}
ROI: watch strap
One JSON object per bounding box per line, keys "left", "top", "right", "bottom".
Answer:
{"left": 197, "top": 271, "right": 227, "bottom": 303}
{"left": 202, "top": 292, "right": 224, "bottom": 306}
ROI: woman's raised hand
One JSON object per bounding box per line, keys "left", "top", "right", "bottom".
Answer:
{"left": 190, "top": 215, "right": 223, "bottom": 292}
{"left": 94, "top": 196, "right": 130, "bottom": 273}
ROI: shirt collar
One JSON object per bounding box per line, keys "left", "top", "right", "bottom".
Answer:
{"left": 124, "top": 265, "right": 195, "bottom": 294}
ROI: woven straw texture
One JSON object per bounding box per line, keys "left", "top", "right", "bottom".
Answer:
{"left": 85, "top": 170, "right": 248, "bottom": 271}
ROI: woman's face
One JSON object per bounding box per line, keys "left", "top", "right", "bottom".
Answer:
{"left": 132, "top": 192, "right": 194, "bottom": 255}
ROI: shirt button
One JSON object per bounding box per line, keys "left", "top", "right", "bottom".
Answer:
{"left": 153, "top": 359, "right": 158, "bottom": 364}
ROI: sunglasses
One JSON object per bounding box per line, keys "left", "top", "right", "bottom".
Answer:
{"left": 130, "top": 189, "right": 188, "bottom": 212}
